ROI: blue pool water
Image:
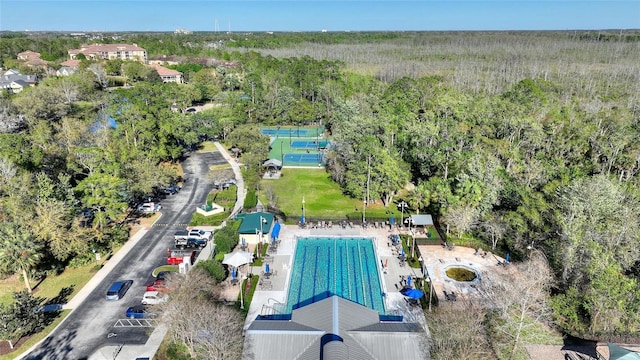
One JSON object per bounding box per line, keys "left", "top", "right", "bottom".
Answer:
{"left": 285, "top": 237, "right": 386, "bottom": 314}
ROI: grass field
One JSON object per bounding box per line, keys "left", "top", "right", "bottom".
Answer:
{"left": 260, "top": 168, "right": 402, "bottom": 222}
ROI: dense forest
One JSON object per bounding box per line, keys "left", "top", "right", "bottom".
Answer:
{"left": 1, "top": 30, "right": 639, "bottom": 347}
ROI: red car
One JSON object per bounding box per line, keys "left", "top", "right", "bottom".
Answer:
{"left": 146, "top": 279, "right": 168, "bottom": 292}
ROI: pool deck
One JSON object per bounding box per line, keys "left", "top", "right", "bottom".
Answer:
{"left": 219, "top": 224, "right": 429, "bottom": 332}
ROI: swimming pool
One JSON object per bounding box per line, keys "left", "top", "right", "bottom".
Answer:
{"left": 284, "top": 237, "right": 386, "bottom": 314}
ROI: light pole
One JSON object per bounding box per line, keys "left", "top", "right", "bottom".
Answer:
{"left": 398, "top": 201, "right": 408, "bottom": 230}
{"left": 302, "top": 196, "right": 305, "bottom": 220}
{"left": 260, "top": 216, "right": 267, "bottom": 244}
{"left": 405, "top": 216, "right": 415, "bottom": 259}
{"left": 362, "top": 197, "right": 368, "bottom": 224}
{"left": 240, "top": 273, "right": 245, "bottom": 309}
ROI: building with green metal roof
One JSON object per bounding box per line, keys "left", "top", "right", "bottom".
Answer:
{"left": 236, "top": 212, "right": 274, "bottom": 244}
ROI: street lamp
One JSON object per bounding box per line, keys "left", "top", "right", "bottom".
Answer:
{"left": 260, "top": 216, "right": 267, "bottom": 244}
{"left": 405, "top": 216, "right": 416, "bottom": 259}
{"left": 362, "top": 197, "right": 368, "bottom": 224}
{"left": 302, "top": 196, "right": 305, "bottom": 219}
{"left": 398, "top": 201, "right": 408, "bottom": 230}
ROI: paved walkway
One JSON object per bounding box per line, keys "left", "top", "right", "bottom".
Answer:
{"left": 214, "top": 141, "right": 246, "bottom": 216}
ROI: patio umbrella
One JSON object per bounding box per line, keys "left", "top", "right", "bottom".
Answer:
{"left": 300, "top": 214, "right": 305, "bottom": 224}
{"left": 384, "top": 259, "right": 389, "bottom": 268}
{"left": 407, "top": 275, "right": 412, "bottom": 287}
{"left": 401, "top": 288, "right": 424, "bottom": 299}
{"left": 390, "top": 215, "right": 395, "bottom": 225}
{"left": 400, "top": 247, "right": 405, "bottom": 257}
{"left": 231, "top": 267, "right": 237, "bottom": 279}
{"left": 241, "top": 237, "right": 246, "bottom": 247}
{"left": 265, "top": 263, "right": 270, "bottom": 274}
{"left": 505, "top": 252, "right": 510, "bottom": 263}
{"left": 222, "top": 251, "right": 253, "bottom": 268}
{"left": 394, "top": 234, "right": 400, "bottom": 244}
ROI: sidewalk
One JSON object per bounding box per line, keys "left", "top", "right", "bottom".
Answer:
{"left": 214, "top": 141, "right": 246, "bottom": 216}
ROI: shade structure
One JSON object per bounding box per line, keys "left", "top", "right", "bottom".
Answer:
{"left": 265, "top": 263, "right": 270, "bottom": 274}
{"left": 222, "top": 251, "right": 253, "bottom": 268}
{"left": 608, "top": 343, "right": 640, "bottom": 360}
{"left": 401, "top": 288, "right": 424, "bottom": 299}
{"left": 271, "top": 222, "right": 281, "bottom": 241}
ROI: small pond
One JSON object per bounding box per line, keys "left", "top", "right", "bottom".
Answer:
{"left": 444, "top": 265, "right": 479, "bottom": 283}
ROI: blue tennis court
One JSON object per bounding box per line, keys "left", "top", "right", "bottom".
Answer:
{"left": 283, "top": 153, "right": 324, "bottom": 164}
{"left": 290, "top": 140, "right": 330, "bottom": 149}
{"left": 284, "top": 237, "right": 385, "bottom": 314}
{"left": 262, "top": 128, "right": 309, "bottom": 137}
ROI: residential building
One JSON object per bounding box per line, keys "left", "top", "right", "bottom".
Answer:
{"left": 151, "top": 64, "right": 183, "bottom": 83}
{"left": 68, "top": 43, "right": 147, "bottom": 63}
{"left": 17, "top": 50, "right": 48, "bottom": 67}
{"left": 60, "top": 59, "right": 81, "bottom": 68}
{"left": 56, "top": 67, "right": 78, "bottom": 76}
{"left": 0, "top": 69, "right": 37, "bottom": 93}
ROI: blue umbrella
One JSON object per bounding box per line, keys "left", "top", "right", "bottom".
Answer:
{"left": 401, "top": 247, "right": 405, "bottom": 257}
{"left": 265, "top": 263, "right": 270, "bottom": 274}
{"left": 407, "top": 275, "right": 412, "bottom": 287}
{"left": 231, "top": 267, "right": 237, "bottom": 279}
{"left": 505, "top": 252, "right": 510, "bottom": 263}
{"left": 395, "top": 234, "right": 400, "bottom": 244}
{"left": 401, "top": 288, "right": 424, "bottom": 299}
{"left": 300, "top": 215, "right": 305, "bottom": 224}
{"left": 241, "top": 237, "right": 246, "bottom": 247}
{"left": 390, "top": 215, "right": 395, "bottom": 225}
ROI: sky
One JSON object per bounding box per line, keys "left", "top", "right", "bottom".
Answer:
{"left": 1, "top": 1, "right": 638, "bottom": 32}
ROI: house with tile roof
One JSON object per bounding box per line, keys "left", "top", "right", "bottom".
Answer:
{"left": 56, "top": 67, "right": 78, "bottom": 77}
{"left": 60, "top": 59, "right": 81, "bottom": 68}
{"left": 68, "top": 43, "right": 147, "bottom": 63}
{"left": 17, "top": 50, "right": 48, "bottom": 67}
{"left": 151, "top": 64, "right": 183, "bottom": 83}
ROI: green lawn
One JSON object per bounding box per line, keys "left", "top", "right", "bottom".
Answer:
{"left": 0, "top": 263, "right": 100, "bottom": 306}
{"left": 259, "top": 168, "right": 402, "bottom": 222}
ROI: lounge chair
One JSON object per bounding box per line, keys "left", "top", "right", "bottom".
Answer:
{"left": 349, "top": 222, "right": 354, "bottom": 228}
{"left": 328, "top": 221, "right": 333, "bottom": 229}
{"left": 320, "top": 221, "right": 325, "bottom": 228}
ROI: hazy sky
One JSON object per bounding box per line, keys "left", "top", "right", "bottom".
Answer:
{"left": 1, "top": 1, "right": 638, "bottom": 32}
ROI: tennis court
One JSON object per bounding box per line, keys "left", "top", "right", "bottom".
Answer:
{"left": 290, "top": 140, "right": 330, "bottom": 149}
{"left": 283, "top": 153, "right": 324, "bottom": 165}
{"left": 262, "top": 126, "right": 325, "bottom": 138}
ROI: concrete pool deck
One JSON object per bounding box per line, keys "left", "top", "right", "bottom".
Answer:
{"left": 218, "top": 224, "right": 429, "bottom": 332}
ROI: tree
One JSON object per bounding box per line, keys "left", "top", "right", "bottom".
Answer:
{"left": 0, "top": 223, "right": 43, "bottom": 293}
{"left": 0, "top": 291, "right": 46, "bottom": 349}
{"left": 0, "top": 97, "right": 26, "bottom": 133}
{"left": 482, "top": 251, "right": 553, "bottom": 360}
{"left": 75, "top": 173, "right": 129, "bottom": 228}
{"left": 87, "top": 63, "right": 109, "bottom": 90}
{"left": 157, "top": 268, "right": 244, "bottom": 359}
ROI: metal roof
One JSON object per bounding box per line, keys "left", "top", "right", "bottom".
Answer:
{"left": 410, "top": 214, "right": 434, "bottom": 226}
{"left": 243, "top": 296, "right": 428, "bottom": 360}
{"left": 237, "top": 212, "right": 274, "bottom": 235}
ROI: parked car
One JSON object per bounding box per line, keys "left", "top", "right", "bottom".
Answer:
{"left": 146, "top": 279, "right": 169, "bottom": 292}
{"left": 137, "top": 202, "right": 161, "bottom": 213}
{"left": 163, "top": 184, "right": 181, "bottom": 195}
{"left": 125, "top": 305, "right": 156, "bottom": 319}
{"left": 156, "top": 270, "right": 176, "bottom": 281}
{"left": 141, "top": 291, "right": 168, "bottom": 305}
{"left": 105, "top": 280, "right": 133, "bottom": 301}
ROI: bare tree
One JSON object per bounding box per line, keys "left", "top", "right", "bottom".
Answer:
{"left": 481, "top": 252, "right": 553, "bottom": 360}
{"left": 157, "top": 268, "right": 244, "bottom": 360}
{"left": 426, "top": 299, "right": 494, "bottom": 360}
{"left": 87, "top": 63, "right": 109, "bottom": 90}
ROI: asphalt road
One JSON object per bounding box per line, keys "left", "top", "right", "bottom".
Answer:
{"left": 24, "top": 150, "right": 228, "bottom": 360}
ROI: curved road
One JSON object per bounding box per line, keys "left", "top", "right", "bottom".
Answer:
{"left": 23, "top": 150, "right": 228, "bottom": 360}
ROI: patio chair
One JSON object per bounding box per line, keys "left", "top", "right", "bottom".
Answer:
{"left": 349, "top": 222, "right": 354, "bottom": 228}
{"left": 320, "top": 221, "right": 325, "bottom": 228}
{"left": 328, "top": 221, "right": 333, "bottom": 229}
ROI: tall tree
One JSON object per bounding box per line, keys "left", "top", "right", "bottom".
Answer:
{"left": 0, "top": 223, "right": 42, "bottom": 293}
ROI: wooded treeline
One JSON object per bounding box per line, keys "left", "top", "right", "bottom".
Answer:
{"left": 0, "top": 30, "right": 639, "bottom": 342}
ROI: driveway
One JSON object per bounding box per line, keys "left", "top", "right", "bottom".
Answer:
{"left": 21, "top": 151, "right": 227, "bottom": 360}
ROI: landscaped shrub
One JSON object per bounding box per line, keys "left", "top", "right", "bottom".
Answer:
{"left": 189, "top": 211, "right": 230, "bottom": 226}
{"left": 212, "top": 220, "right": 240, "bottom": 254}
{"left": 195, "top": 260, "right": 226, "bottom": 283}
{"left": 243, "top": 189, "right": 257, "bottom": 209}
